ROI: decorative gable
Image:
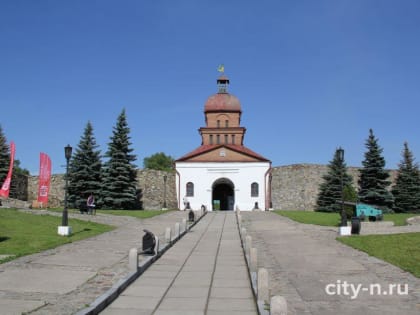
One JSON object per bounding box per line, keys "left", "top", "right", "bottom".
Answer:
{"left": 177, "top": 144, "right": 269, "bottom": 163}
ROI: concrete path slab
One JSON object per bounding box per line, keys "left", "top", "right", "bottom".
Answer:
{"left": 242, "top": 211, "right": 420, "bottom": 315}
{"left": 0, "top": 268, "right": 96, "bottom": 294}
{"left": 102, "top": 212, "right": 257, "bottom": 315}
{"left": 0, "top": 210, "right": 188, "bottom": 315}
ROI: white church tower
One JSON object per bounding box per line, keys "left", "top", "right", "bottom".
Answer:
{"left": 175, "top": 74, "right": 271, "bottom": 211}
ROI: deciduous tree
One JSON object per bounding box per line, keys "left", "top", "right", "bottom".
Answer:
{"left": 144, "top": 152, "right": 174, "bottom": 171}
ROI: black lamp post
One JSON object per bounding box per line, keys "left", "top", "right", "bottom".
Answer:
{"left": 337, "top": 148, "right": 347, "bottom": 227}
{"left": 163, "top": 174, "right": 167, "bottom": 209}
{"left": 62, "top": 144, "right": 72, "bottom": 226}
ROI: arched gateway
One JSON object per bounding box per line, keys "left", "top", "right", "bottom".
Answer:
{"left": 175, "top": 73, "right": 271, "bottom": 211}
{"left": 212, "top": 178, "right": 234, "bottom": 210}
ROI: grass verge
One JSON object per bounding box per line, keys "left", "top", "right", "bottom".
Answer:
{"left": 274, "top": 210, "right": 340, "bottom": 226}
{"left": 47, "top": 208, "right": 171, "bottom": 219}
{"left": 0, "top": 208, "right": 114, "bottom": 263}
{"left": 337, "top": 233, "right": 420, "bottom": 278}
{"left": 96, "top": 209, "right": 172, "bottom": 218}
{"left": 275, "top": 210, "right": 418, "bottom": 227}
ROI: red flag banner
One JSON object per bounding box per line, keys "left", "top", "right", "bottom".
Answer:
{"left": 0, "top": 141, "right": 16, "bottom": 198}
{"left": 37, "top": 152, "right": 52, "bottom": 205}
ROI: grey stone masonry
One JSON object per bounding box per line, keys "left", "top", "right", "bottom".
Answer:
{"left": 270, "top": 164, "right": 397, "bottom": 210}
{"left": 21, "top": 164, "right": 397, "bottom": 210}
{"left": 27, "top": 169, "right": 178, "bottom": 210}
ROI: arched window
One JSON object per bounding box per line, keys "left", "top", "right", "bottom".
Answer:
{"left": 186, "top": 182, "right": 194, "bottom": 197}
{"left": 251, "top": 182, "right": 259, "bottom": 197}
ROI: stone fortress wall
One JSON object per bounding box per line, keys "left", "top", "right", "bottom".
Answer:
{"left": 13, "top": 164, "right": 396, "bottom": 211}
{"left": 271, "top": 164, "right": 396, "bottom": 210}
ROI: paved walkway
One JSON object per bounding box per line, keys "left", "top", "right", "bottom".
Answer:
{"left": 0, "top": 210, "right": 188, "bottom": 315}
{"left": 2, "top": 209, "right": 419, "bottom": 315}
{"left": 102, "top": 212, "right": 257, "bottom": 315}
{"left": 242, "top": 211, "right": 420, "bottom": 315}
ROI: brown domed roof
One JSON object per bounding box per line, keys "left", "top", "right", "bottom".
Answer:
{"left": 204, "top": 93, "right": 242, "bottom": 113}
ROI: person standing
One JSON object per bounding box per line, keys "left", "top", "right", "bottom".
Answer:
{"left": 87, "top": 194, "right": 95, "bottom": 215}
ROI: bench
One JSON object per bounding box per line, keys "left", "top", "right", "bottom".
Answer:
{"left": 79, "top": 203, "right": 89, "bottom": 214}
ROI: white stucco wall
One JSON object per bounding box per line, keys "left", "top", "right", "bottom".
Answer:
{"left": 175, "top": 161, "right": 271, "bottom": 211}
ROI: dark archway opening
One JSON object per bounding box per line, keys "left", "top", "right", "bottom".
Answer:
{"left": 212, "top": 178, "right": 234, "bottom": 211}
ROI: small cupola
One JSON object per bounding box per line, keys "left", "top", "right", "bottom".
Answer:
{"left": 217, "top": 75, "right": 230, "bottom": 93}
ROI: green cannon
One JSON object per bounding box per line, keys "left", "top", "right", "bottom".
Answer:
{"left": 341, "top": 201, "right": 383, "bottom": 222}
{"left": 356, "top": 203, "right": 383, "bottom": 221}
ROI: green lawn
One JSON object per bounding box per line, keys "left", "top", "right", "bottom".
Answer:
{"left": 47, "top": 208, "right": 171, "bottom": 219}
{"left": 0, "top": 208, "right": 115, "bottom": 263}
{"left": 274, "top": 210, "right": 340, "bottom": 226}
{"left": 338, "top": 233, "right": 420, "bottom": 278}
{"left": 96, "top": 209, "right": 172, "bottom": 218}
{"left": 275, "top": 210, "right": 418, "bottom": 227}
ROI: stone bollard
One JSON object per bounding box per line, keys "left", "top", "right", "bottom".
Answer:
{"left": 182, "top": 218, "right": 187, "bottom": 232}
{"left": 165, "top": 227, "right": 171, "bottom": 243}
{"left": 174, "top": 222, "right": 180, "bottom": 239}
{"left": 245, "top": 235, "right": 252, "bottom": 259}
{"left": 154, "top": 236, "right": 159, "bottom": 255}
{"left": 270, "top": 296, "right": 287, "bottom": 315}
{"left": 129, "top": 248, "right": 138, "bottom": 272}
{"left": 250, "top": 247, "right": 258, "bottom": 272}
{"left": 257, "top": 268, "right": 269, "bottom": 303}
{"left": 241, "top": 227, "right": 246, "bottom": 241}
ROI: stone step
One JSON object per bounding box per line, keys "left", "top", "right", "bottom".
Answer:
{"left": 360, "top": 221, "right": 394, "bottom": 228}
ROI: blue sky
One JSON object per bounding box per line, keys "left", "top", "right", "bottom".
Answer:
{"left": 1, "top": 0, "right": 420, "bottom": 175}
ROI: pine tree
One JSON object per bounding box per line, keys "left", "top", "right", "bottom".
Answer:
{"left": 101, "top": 109, "right": 138, "bottom": 209}
{"left": 0, "top": 125, "right": 10, "bottom": 184}
{"left": 358, "top": 129, "right": 394, "bottom": 211}
{"left": 392, "top": 142, "right": 420, "bottom": 213}
{"left": 68, "top": 121, "right": 102, "bottom": 208}
{"left": 316, "top": 148, "right": 355, "bottom": 212}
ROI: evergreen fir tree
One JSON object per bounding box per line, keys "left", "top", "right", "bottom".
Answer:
{"left": 101, "top": 109, "right": 138, "bottom": 209}
{"left": 358, "top": 129, "right": 394, "bottom": 211}
{"left": 68, "top": 121, "right": 102, "bottom": 208}
{"left": 0, "top": 125, "right": 10, "bottom": 184}
{"left": 316, "top": 148, "right": 354, "bottom": 212}
{"left": 392, "top": 142, "right": 420, "bottom": 213}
